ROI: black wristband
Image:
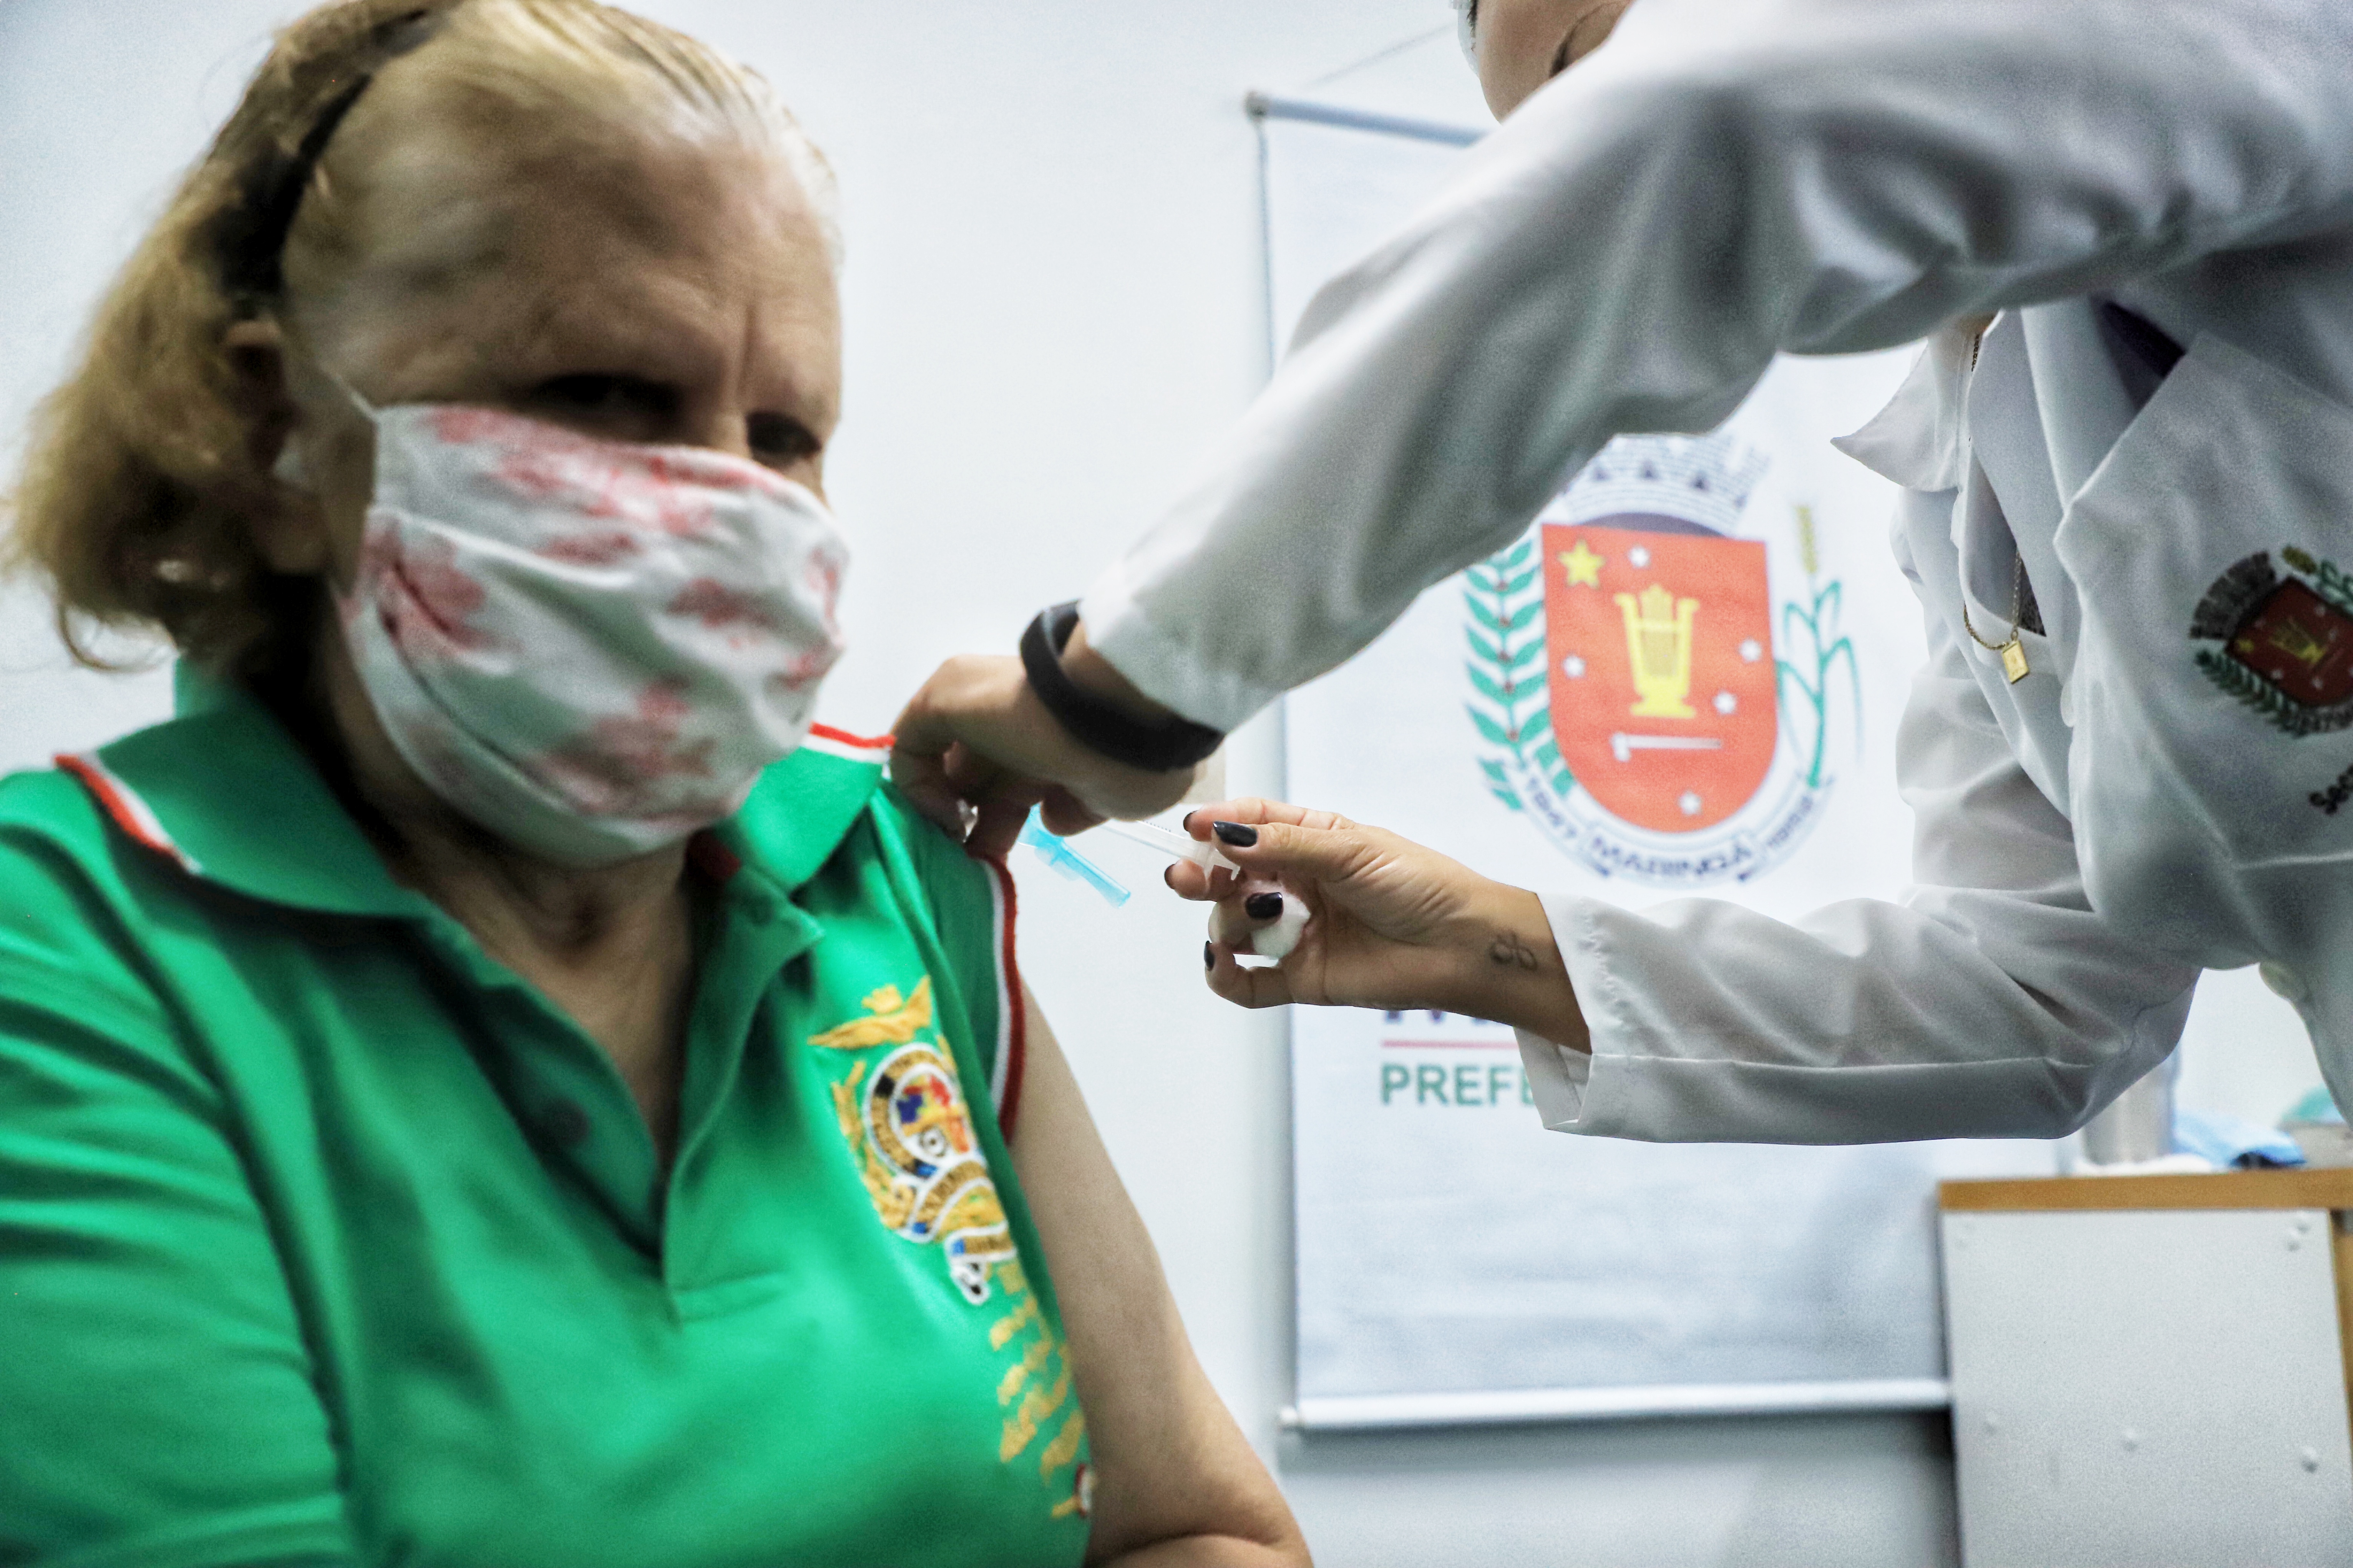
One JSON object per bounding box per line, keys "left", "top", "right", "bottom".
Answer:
{"left": 1019, "top": 602, "right": 1225, "bottom": 773}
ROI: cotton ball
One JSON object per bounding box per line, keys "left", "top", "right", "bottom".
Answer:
{"left": 1205, "top": 885, "right": 1311, "bottom": 966}
{"left": 1249, "top": 892, "right": 1311, "bottom": 961}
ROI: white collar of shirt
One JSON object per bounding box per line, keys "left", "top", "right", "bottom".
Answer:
{"left": 1831, "top": 318, "right": 1980, "bottom": 492}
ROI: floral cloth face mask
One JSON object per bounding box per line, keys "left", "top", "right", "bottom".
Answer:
{"left": 281, "top": 384, "right": 850, "bottom": 867}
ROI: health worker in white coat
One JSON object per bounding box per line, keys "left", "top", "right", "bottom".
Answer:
{"left": 889, "top": 0, "right": 2353, "bottom": 1144}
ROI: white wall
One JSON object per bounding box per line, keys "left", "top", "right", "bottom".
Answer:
{"left": 0, "top": 5, "right": 2324, "bottom": 1566}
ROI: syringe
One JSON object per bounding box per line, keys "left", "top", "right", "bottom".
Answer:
{"left": 1099, "top": 819, "right": 1306, "bottom": 961}
{"left": 1017, "top": 812, "right": 1306, "bottom": 961}
{"left": 1016, "top": 809, "right": 1131, "bottom": 906}
{"left": 1095, "top": 818, "right": 1243, "bottom": 876}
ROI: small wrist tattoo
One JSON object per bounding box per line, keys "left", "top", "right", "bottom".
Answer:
{"left": 1488, "top": 930, "right": 1540, "bottom": 973}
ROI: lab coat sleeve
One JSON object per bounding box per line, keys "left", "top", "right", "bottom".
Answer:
{"left": 1082, "top": 0, "right": 2353, "bottom": 730}
{"left": 1516, "top": 608, "right": 2201, "bottom": 1145}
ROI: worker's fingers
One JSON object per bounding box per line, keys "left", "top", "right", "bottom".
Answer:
{"left": 1037, "top": 785, "right": 1106, "bottom": 839}
{"left": 1208, "top": 884, "right": 1289, "bottom": 946}
{"left": 1179, "top": 797, "right": 1356, "bottom": 838}
{"left": 1203, "top": 942, "right": 1296, "bottom": 1009}
{"left": 1169, "top": 798, "right": 1360, "bottom": 904}
{"left": 938, "top": 738, "right": 1002, "bottom": 799}
{"left": 890, "top": 658, "right": 1024, "bottom": 839}
{"left": 890, "top": 653, "right": 1201, "bottom": 825}
{"left": 1162, "top": 859, "right": 1243, "bottom": 900}
{"left": 967, "top": 796, "right": 1032, "bottom": 860}
{"left": 921, "top": 741, "right": 1042, "bottom": 860}
{"left": 888, "top": 726, "right": 969, "bottom": 838}
{"left": 1196, "top": 817, "right": 1378, "bottom": 887}
{"left": 889, "top": 656, "right": 1004, "bottom": 762}
{"left": 1161, "top": 861, "right": 1244, "bottom": 904}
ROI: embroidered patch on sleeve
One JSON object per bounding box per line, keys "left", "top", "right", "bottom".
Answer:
{"left": 2190, "top": 547, "right": 2353, "bottom": 736}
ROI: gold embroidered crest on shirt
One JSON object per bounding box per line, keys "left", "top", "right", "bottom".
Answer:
{"left": 987, "top": 1257, "right": 1091, "bottom": 1517}
{"left": 812, "top": 981, "right": 1090, "bottom": 1516}
{"left": 814, "top": 979, "right": 1017, "bottom": 1304}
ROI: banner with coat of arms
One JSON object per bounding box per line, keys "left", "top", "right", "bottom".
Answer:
{"left": 1260, "top": 104, "right": 2055, "bottom": 1427}
{"left": 1466, "top": 433, "right": 1856, "bottom": 884}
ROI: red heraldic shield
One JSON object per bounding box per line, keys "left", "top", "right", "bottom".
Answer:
{"left": 1543, "top": 523, "right": 1778, "bottom": 833}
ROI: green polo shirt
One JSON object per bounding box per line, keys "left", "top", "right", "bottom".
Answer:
{"left": 0, "top": 678, "right": 1091, "bottom": 1568}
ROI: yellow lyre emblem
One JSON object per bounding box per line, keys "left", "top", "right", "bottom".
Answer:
{"left": 1613, "top": 581, "right": 1700, "bottom": 718}
{"left": 2267, "top": 617, "right": 2331, "bottom": 670}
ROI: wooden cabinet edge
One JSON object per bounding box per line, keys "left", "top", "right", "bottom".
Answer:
{"left": 1939, "top": 1170, "right": 2353, "bottom": 1213}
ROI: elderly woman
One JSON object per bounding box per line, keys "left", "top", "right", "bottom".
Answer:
{"left": 0, "top": 4, "right": 1308, "bottom": 1565}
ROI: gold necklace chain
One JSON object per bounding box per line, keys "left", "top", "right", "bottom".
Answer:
{"left": 1960, "top": 552, "right": 2032, "bottom": 684}
{"left": 1954, "top": 314, "right": 2029, "bottom": 684}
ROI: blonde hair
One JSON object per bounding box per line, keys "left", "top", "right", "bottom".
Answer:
{"left": 3, "top": 0, "right": 835, "bottom": 676}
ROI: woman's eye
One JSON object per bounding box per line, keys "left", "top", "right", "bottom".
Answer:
{"left": 531, "top": 373, "right": 679, "bottom": 426}
{"left": 748, "top": 411, "right": 821, "bottom": 466}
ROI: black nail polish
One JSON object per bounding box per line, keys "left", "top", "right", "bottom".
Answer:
{"left": 1203, "top": 941, "right": 1215, "bottom": 971}
{"left": 1212, "top": 820, "right": 1258, "bottom": 848}
{"left": 1245, "top": 891, "right": 1283, "bottom": 922}
{"left": 1183, "top": 809, "right": 1201, "bottom": 835}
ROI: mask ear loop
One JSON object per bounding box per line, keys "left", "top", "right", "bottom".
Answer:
{"left": 261, "top": 323, "right": 388, "bottom": 611}
{"left": 271, "top": 429, "right": 314, "bottom": 490}
{"left": 270, "top": 323, "right": 381, "bottom": 494}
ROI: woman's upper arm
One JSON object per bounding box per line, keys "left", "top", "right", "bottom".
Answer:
{"left": 0, "top": 850, "right": 355, "bottom": 1566}
{"left": 1007, "top": 989, "right": 1308, "bottom": 1568}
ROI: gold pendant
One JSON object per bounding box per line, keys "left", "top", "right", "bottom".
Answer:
{"left": 2000, "top": 638, "right": 2029, "bottom": 684}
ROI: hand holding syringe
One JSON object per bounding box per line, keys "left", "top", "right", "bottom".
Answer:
{"left": 1017, "top": 810, "right": 1311, "bottom": 961}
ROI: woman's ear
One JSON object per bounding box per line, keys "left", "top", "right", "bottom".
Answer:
{"left": 223, "top": 317, "right": 332, "bottom": 575}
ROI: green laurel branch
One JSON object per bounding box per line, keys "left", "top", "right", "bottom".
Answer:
{"left": 1463, "top": 534, "right": 1572, "bottom": 809}
{"left": 1774, "top": 587, "right": 1859, "bottom": 789}
{"left": 2196, "top": 646, "right": 2313, "bottom": 734}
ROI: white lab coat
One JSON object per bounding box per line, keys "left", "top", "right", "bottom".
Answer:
{"left": 1078, "top": 0, "right": 2353, "bottom": 1142}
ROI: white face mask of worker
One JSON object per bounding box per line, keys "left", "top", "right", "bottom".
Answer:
{"left": 279, "top": 383, "right": 849, "bottom": 867}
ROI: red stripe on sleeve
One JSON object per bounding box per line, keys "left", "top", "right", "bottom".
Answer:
{"left": 808, "top": 723, "right": 894, "bottom": 750}
{"left": 981, "top": 855, "right": 1028, "bottom": 1139}
{"left": 55, "top": 754, "right": 197, "bottom": 874}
